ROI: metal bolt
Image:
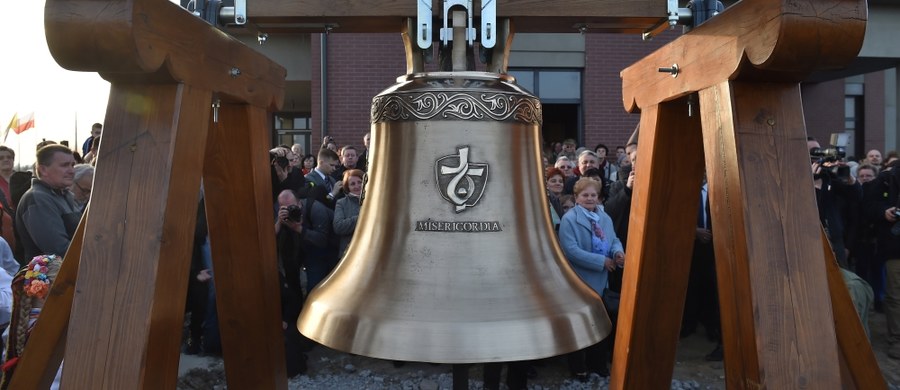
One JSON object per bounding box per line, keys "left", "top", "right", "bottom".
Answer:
{"left": 687, "top": 93, "right": 695, "bottom": 117}
{"left": 658, "top": 64, "right": 679, "bottom": 78}
{"left": 235, "top": 15, "right": 246, "bottom": 24}
{"left": 212, "top": 99, "right": 221, "bottom": 123}
{"left": 230, "top": 67, "right": 241, "bottom": 78}
{"left": 767, "top": 118, "right": 776, "bottom": 126}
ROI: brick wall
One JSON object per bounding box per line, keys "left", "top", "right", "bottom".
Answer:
{"left": 311, "top": 31, "right": 870, "bottom": 158}
{"left": 311, "top": 33, "right": 408, "bottom": 150}
{"left": 801, "top": 79, "right": 845, "bottom": 146}
{"left": 865, "top": 71, "right": 886, "bottom": 154}
{"left": 583, "top": 30, "right": 678, "bottom": 149}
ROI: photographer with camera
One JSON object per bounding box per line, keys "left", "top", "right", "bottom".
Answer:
{"left": 272, "top": 189, "right": 318, "bottom": 377}
{"left": 866, "top": 161, "right": 900, "bottom": 359}
{"left": 808, "top": 137, "right": 862, "bottom": 269}
{"left": 270, "top": 146, "right": 311, "bottom": 202}
{"left": 321, "top": 136, "right": 338, "bottom": 153}
{"left": 275, "top": 188, "right": 336, "bottom": 294}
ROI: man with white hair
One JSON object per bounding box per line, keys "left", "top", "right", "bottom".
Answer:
{"left": 564, "top": 150, "right": 602, "bottom": 195}
{"left": 71, "top": 164, "right": 94, "bottom": 210}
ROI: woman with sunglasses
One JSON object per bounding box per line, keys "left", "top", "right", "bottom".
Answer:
{"left": 554, "top": 156, "right": 576, "bottom": 178}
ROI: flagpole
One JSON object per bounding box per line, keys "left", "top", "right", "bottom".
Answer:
{"left": 74, "top": 111, "right": 79, "bottom": 150}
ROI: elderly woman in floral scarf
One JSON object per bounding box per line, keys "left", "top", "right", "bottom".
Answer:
{"left": 558, "top": 178, "right": 624, "bottom": 380}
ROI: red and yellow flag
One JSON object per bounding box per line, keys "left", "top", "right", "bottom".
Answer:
{"left": 8, "top": 112, "right": 35, "bottom": 134}
{"left": 3, "top": 112, "right": 35, "bottom": 142}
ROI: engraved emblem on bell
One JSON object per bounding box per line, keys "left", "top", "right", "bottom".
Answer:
{"left": 435, "top": 146, "right": 488, "bottom": 212}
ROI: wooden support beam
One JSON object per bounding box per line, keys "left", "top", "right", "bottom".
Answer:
{"left": 10, "top": 217, "right": 85, "bottom": 389}
{"left": 621, "top": 0, "right": 866, "bottom": 112}
{"left": 698, "top": 81, "right": 840, "bottom": 388}
{"left": 821, "top": 228, "right": 888, "bottom": 390}
{"left": 617, "top": 1, "right": 871, "bottom": 387}
{"left": 202, "top": 103, "right": 288, "bottom": 389}
{"left": 45, "top": 0, "right": 285, "bottom": 109}
{"left": 246, "top": 0, "right": 664, "bottom": 33}
{"left": 43, "top": 1, "right": 288, "bottom": 387}
{"left": 610, "top": 98, "right": 706, "bottom": 389}
{"left": 61, "top": 82, "right": 211, "bottom": 388}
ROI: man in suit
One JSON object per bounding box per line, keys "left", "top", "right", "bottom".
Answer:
{"left": 305, "top": 148, "right": 343, "bottom": 207}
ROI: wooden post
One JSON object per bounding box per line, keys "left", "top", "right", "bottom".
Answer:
{"left": 61, "top": 82, "right": 211, "bottom": 388}
{"left": 203, "top": 103, "right": 287, "bottom": 388}
{"left": 610, "top": 98, "right": 706, "bottom": 389}
{"left": 698, "top": 81, "right": 840, "bottom": 387}
{"left": 616, "top": 0, "right": 875, "bottom": 388}
{"left": 34, "top": 0, "right": 288, "bottom": 387}
{"left": 821, "top": 228, "right": 888, "bottom": 389}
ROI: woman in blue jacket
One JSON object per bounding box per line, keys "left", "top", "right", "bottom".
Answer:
{"left": 558, "top": 178, "right": 624, "bottom": 379}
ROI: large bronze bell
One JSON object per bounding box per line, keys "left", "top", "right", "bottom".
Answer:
{"left": 297, "top": 70, "right": 611, "bottom": 363}
{"left": 298, "top": 8, "right": 610, "bottom": 363}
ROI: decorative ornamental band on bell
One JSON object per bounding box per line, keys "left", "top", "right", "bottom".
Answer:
{"left": 297, "top": 70, "right": 611, "bottom": 363}
{"left": 370, "top": 73, "right": 543, "bottom": 124}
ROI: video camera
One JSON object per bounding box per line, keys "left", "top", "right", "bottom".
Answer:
{"left": 810, "top": 133, "right": 848, "bottom": 162}
{"left": 810, "top": 133, "right": 850, "bottom": 181}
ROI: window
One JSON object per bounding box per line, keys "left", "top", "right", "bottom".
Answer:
{"left": 274, "top": 114, "right": 312, "bottom": 154}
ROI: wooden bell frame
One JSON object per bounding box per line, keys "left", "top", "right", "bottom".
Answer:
{"left": 13, "top": 0, "right": 883, "bottom": 389}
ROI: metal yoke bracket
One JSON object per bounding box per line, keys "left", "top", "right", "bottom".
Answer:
{"left": 418, "top": 1, "right": 496, "bottom": 50}
{"left": 439, "top": 0, "right": 475, "bottom": 47}
{"left": 417, "top": 0, "right": 434, "bottom": 49}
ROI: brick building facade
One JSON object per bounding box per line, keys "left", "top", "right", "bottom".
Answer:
{"left": 307, "top": 31, "right": 890, "bottom": 159}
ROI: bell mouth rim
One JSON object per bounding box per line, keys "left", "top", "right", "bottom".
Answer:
{"left": 397, "top": 71, "right": 516, "bottom": 83}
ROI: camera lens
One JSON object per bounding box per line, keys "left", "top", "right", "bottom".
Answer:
{"left": 287, "top": 205, "right": 303, "bottom": 222}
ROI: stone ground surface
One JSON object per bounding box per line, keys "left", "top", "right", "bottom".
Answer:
{"left": 177, "top": 311, "right": 900, "bottom": 389}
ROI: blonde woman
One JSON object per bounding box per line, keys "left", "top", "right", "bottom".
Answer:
{"left": 558, "top": 178, "right": 624, "bottom": 379}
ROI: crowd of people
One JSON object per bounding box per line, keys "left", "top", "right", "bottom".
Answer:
{"left": 527, "top": 135, "right": 900, "bottom": 385}
{"left": 250, "top": 133, "right": 662, "bottom": 386}
{"left": 0, "top": 120, "right": 898, "bottom": 388}
{"left": 0, "top": 129, "right": 96, "bottom": 388}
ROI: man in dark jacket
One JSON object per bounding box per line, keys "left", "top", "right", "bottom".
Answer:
{"left": 866, "top": 164, "right": 900, "bottom": 359}
{"left": 15, "top": 145, "right": 81, "bottom": 263}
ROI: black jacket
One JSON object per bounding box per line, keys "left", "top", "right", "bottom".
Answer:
{"left": 866, "top": 168, "right": 900, "bottom": 259}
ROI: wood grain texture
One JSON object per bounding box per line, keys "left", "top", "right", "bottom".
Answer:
{"left": 61, "top": 83, "right": 211, "bottom": 389}
{"left": 10, "top": 215, "right": 85, "bottom": 389}
{"left": 821, "top": 228, "right": 887, "bottom": 390}
{"left": 699, "top": 81, "right": 840, "bottom": 388}
{"left": 44, "top": 0, "right": 286, "bottom": 109}
{"left": 203, "top": 103, "right": 287, "bottom": 389}
{"left": 610, "top": 98, "right": 706, "bottom": 389}
{"left": 248, "top": 0, "right": 662, "bottom": 33}
{"left": 621, "top": 0, "right": 866, "bottom": 112}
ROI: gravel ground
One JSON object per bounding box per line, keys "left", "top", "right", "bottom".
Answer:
{"left": 178, "top": 311, "right": 900, "bottom": 389}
